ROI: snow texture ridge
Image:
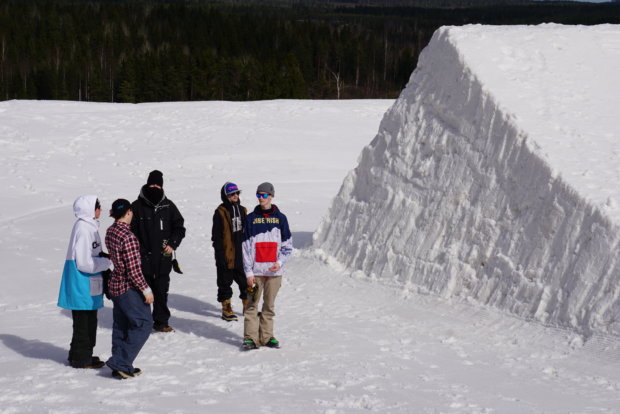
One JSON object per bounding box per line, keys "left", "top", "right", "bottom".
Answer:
{"left": 314, "top": 24, "right": 620, "bottom": 337}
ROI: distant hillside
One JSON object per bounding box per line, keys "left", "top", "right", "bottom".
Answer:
{"left": 1, "top": 0, "right": 619, "bottom": 102}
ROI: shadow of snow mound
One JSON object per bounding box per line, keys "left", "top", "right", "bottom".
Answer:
{"left": 293, "top": 231, "right": 313, "bottom": 249}
{"left": 314, "top": 25, "right": 620, "bottom": 337}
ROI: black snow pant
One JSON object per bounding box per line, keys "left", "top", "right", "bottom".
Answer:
{"left": 69, "top": 310, "right": 98, "bottom": 365}
{"left": 145, "top": 273, "right": 171, "bottom": 329}
{"left": 217, "top": 268, "right": 248, "bottom": 303}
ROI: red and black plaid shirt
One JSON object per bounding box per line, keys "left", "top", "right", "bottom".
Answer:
{"left": 105, "top": 221, "right": 150, "bottom": 297}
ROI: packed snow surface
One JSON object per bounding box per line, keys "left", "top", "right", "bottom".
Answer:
{"left": 1, "top": 24, "right": 620, "bottom": 414}
{"left": 315, "top": 24, "right": 620, "bottom": 338}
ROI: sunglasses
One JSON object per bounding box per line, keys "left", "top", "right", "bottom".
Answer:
{"left": 227, "top": 191, "right": 240, "bottom": 197}
{"left": 256, "top": 193, "right": 270, "bottom": 199}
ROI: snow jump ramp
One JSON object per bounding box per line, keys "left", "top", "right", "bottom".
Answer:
{"left": 314, "top": 24, "right": 620, "bottom": 337}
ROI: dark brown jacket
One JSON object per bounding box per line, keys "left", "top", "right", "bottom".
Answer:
{"left": 211, "top": 186, "right": 247, "bottom": 270}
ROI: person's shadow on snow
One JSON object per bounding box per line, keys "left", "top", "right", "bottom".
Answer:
{"left": 0, "top": 333, "right": 67, "bottom": 365}
{"left": 60, "top": 295, "right": 242, "bottom": 347}
{"left": 168, "top": 293, "right": 242, "bottom": 347}
{"left": 168, "top": 293, "right": 220, "bottom": 318}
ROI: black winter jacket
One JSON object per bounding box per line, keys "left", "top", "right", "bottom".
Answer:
{"left": 131, "top": 185, "right": 186, "bottom": 276}
{"left": 211, "top": 185, "right": 247, "bottom": 271}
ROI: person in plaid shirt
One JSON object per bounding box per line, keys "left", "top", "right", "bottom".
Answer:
{"left": 105, "top": 199, "right": 154, "bottom": 379}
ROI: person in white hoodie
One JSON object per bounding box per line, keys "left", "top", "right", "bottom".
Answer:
{"left": 57, "top": 195, "right": 111, "bottom": 369}
{"left": 242, "top": 182, "right": 293, "bottom": 350}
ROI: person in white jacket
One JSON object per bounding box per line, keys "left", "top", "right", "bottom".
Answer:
{"left": 57, "top": 195, "right": 111, "bottom": 369}
{"left": 242, "top": 182, "right": 293, "bottom": 350}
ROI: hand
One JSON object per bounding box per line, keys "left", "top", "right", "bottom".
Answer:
{"left": 163, "top": 245, "right": 174, "bottom": 255}
{"left": 144, "top": 292, "right": 154, "bottom": 304}
{"left": 247, "top": 276, "right": 255, "bottom": 287}
{"left": 268, "top": 263, "right": 281, "bottom": 273}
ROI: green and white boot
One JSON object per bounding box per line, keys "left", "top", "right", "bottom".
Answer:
{"left": 242, "top": 338, "right": 258, "bottom": 350}
{"left": 265, "top": 337, "right": 280, "bottom": 349}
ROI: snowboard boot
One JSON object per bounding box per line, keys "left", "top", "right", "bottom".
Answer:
{"left": 221, "top": 299, "right": 238, "bottom": 321}
{"left": 242, "top": 338, "right": 258, "bottom": 350}
{"left": 87, "top": 356, "right": 106, "bottom": 368}
{"left": 265, "top": 337, "right": 280, "bottom": 349}
{"left": 112, "top": 367, "right": 142, "bottom": 379}
{"left": 153, "top": 325, "right": 175, "bottom": 333}
{"left": 242, "top": 299, "right": 248, "bottom": 315}
{"left": 71, "top": 356, "right": 105, "bottom": 369}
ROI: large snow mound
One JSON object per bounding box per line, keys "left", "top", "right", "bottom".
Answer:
{"left": 314, "top": 24, "right": 620, "bottom": 337}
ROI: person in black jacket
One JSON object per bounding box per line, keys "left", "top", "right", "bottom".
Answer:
{"left": 211, "top": 182, "right": 248, "bottom": 321}
{"left": 131, "top": 170, "right": 186, "bottom": 332}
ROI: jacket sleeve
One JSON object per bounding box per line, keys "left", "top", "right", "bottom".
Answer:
{"left": 211, "top": 209, "right": 226, "bottom": 268}
{"left": 74, "top": 228, "right": 110, "bottom": 274}
{"left": 242, "top": 215, "right": 255, "bottom": 278}
{"left": 167, "top": 201, "right": 186, "bottom": 249}
{"left": 130, "top": 201, "right": 140, "bottom": 239}
{"left": 277, "top": 214, "right": 293, "bottom": 267}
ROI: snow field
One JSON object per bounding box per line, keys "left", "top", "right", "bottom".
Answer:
{"left": 2, "top": 249, "right": 620, "bottom": 413}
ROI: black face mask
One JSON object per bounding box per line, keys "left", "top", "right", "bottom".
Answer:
{"left": 144, "top": 186, "right": 164, "bottom": 205}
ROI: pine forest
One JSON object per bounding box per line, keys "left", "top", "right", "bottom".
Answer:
{"left": 1, "top": 0, "right": 619, "bottom": 102}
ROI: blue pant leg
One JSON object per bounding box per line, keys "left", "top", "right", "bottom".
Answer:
{"left": 109, "top": 300, "right": 128, "bottom": 368}
{"left": 123, "top": 289, "right": 152, "bottom": 371}
{"left": 107, "top": 289, "right": 152, "bottom": 373}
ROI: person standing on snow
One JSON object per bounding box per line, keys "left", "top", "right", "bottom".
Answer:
{"left": 131, "top": 170, "right": 185, "bottom": 333}
{"left": 211, "top": 182, "right": 248, "bottom": 321}
{"left": 57, "top": 195, "right": 111, "bottom": 369}
{"left": 242, "top": 182, "right": 293, "bottom": 350}
{"left": 105, "top": 199, "right": 154, "bottom": 379}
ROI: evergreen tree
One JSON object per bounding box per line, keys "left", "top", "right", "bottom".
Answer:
{"left": 1, "top": 0, "right": 619, "bottom": 102}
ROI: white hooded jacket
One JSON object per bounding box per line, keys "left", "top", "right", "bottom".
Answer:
{"left": 57, "top": 195, "right": 110, "bottom": 310}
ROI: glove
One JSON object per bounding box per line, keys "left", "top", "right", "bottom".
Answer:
{"left": 171, "top": 251, "right": 183, "bottom": 274}
{"left": 172, "top": 258, "right": 183, "bottom": 274}
{"left": 247, "top": 285, "right": 259, "bottom": 302}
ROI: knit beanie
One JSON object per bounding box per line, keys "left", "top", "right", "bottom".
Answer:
{"left": 256, "top": 182, "right": 275, "bottom": 196}
{"left": 147, "top": 170, "right": 164, "bottom": 187}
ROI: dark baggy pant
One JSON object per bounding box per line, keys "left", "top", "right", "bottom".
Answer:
{"left": 106, "top": 289, "right": 152, "bottom": 374}
{"left": 146, "top": 273, "right": 171, "bottom": 328}
{"left": 216, "top": 268, "right": 247, "bottom": 303}
{"left": 69, "top": 309, "right": 98, "bottom": 364}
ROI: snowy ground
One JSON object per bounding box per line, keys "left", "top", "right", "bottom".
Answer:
{"left": 1, "top": 95, "right": 620, "bottom": 413}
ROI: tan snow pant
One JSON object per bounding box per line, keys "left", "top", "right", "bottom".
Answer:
{"left": 244, "top": 276, "right": 282, "bottom": 347}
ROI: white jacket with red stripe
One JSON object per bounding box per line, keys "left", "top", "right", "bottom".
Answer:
{"left": 242, "top": 205, "right": 293, "bottom": 278}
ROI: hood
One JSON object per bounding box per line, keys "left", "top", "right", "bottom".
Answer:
{"left": 253, "top": 204, "right": 277, "bottom": 217}
{"left": 73, "top": 194, "right": 98, "bottom": 223}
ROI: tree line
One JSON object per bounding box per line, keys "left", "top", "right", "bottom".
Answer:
{"left": 1, "top": 0, "right": 619, "bottom": 102}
